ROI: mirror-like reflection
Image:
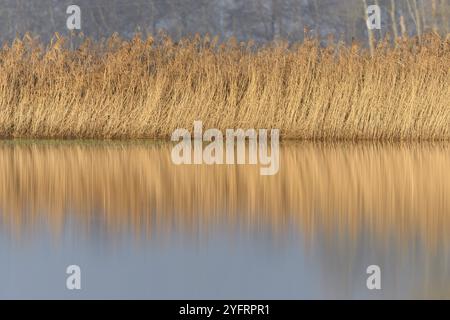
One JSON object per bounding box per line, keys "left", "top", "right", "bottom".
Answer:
{"left": 0, "top": 141, "right": 449, "bottom": 299}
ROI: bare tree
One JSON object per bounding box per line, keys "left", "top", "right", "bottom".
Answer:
{"left": 440, "top": 0, "right": 449, "bottom": 33}
{"left": 406, "top": 0, "right": 422, "bottom": 40}
{"left": 362, "top": 0, "right": 375, "bottom": 56}
{"left": 390, "top": 0, "right": 399, "bottom": 41}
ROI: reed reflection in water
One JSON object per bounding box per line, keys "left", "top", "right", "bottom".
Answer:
{"left": 0, "top": 141, "right": 449, "bottom": 299}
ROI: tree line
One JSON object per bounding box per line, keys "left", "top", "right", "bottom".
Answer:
{"left": 0, "top": 0, "right": 448, "bottom": 44}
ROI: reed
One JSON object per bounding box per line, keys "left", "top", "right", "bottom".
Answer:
{"left": 0, "top": 33, "right": 448, "bottom": 140}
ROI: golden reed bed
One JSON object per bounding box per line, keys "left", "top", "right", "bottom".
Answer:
{"left": 0, "top": 33, "right": 448, "bottom": 140}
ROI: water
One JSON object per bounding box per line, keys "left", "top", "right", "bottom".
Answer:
{"left": 0, "top": 141, "right": 449, "bottom": 299}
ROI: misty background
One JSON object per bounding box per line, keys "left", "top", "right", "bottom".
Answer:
{"left": 0, "top": 0, "right": 448, "bottom": 44}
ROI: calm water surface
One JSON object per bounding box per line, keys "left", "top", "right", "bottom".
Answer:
{"left": 0, "top": 141, "right": 449, "bottom": 299}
